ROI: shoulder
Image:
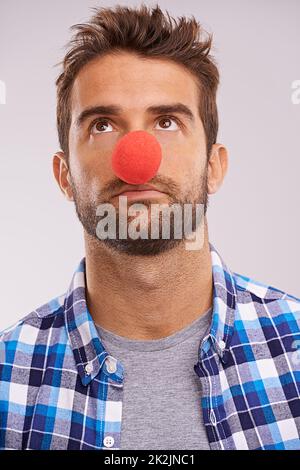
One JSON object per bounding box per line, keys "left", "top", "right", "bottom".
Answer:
{"left": 0, "top": 293, "right": 66, "bottom": 348}
{"left": 233, "top": 271, "right": 300, "bottom": 324}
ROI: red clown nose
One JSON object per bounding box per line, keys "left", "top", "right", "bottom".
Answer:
{"left": 111, "top": 130, "right": 162, "bottom": 184}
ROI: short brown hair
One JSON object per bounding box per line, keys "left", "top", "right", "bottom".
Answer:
{"left": 55, "top": 3, "right": 219, "bottom": 159}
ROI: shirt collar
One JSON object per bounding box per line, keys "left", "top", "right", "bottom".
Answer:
{"left": 206, "top": 242, "right": 237, "bottom": 364}
{"left": 63, "top": 259, "right": 124, "bottom": 387}
{"left": 64, "top": 242, "right": 237, "bottom": 385}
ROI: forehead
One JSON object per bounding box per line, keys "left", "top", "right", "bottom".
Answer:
{"left": 70, "top": 52, "right": 200, "bottom": 116}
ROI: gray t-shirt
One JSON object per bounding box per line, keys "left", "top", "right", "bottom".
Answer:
{"left": 95, "top": 307, "right": 212, "bottom": 450}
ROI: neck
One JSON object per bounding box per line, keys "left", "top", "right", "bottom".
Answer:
{"left": 84, "top": 218, "right": 213, "bottom": 340}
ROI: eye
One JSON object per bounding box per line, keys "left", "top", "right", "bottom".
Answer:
{"left": 90, "top": 119, "right": 114, "bottom": 134}
{"left": 89, "top": 116, "right": 180, "bottom": 134}
{"left": 155, "top": 116, "right": 180, "bottom": 131}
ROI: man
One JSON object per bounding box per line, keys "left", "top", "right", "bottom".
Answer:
{"left": 0, "top": 4, "right": 300, "bottom": 451}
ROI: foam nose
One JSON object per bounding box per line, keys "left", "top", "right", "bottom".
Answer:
{"left": 111, "top": 130, "right": 162, "bottom": 184}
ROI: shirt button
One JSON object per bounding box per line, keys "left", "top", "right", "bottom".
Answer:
{"left": 106, "top": 357, "right": 117, "bottom": 374}
{"left": 85, "top": 362, "right": 93, "bottom": 375}
{"left": 103, "top": 435, "right": 114, "bottom": 448}
{"left": 210, "top": 409, "right": 217, "bottom": 426}
{"left": 218, "top": 339, "right": 226, "bottom": 351}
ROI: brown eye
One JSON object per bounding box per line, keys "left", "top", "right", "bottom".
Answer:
{"left": 91, "top": 119, "right": 113, "bottom": 134}
{"left": 155, "top": 117, "right": 179, "bottom": 131}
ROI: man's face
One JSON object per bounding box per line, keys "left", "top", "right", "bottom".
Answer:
{"left": 66, "top": 51, "right": 209, "bottom": 256}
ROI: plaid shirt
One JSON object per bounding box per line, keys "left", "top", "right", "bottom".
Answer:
{"left": 1, "top": 243, "right": 300, "bottom": 450}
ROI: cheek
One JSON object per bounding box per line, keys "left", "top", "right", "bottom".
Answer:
{"left": 159, "top": 140, "right": 205, "bottom": 183}
{"left": 69, "top": 124, "right": 116, "bottom": 173}
{"left": 69, "top": 147, "right": 116, "bottom": 191}
{"left": 156, "top": 137, "right": 185, "bottom": 174}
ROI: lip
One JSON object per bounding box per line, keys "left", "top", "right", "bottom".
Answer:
{"left": 115, "top": 189, "right": 167, "bottom": 200}
{"left": 113, "top": 184, "right": 167, "bottom": 199}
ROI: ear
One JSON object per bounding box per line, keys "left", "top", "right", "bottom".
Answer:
{"left": 207, "top": 143, "right": 229, "bottom": 194}
{"left": 52, "top": 151, "right": 74, "bottom": 201}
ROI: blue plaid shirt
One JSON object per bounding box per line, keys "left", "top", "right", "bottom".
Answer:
{"left": 1, "top": 243, "right": 300, "bottom": 450}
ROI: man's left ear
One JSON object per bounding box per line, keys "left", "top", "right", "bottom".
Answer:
{"left": 207, "top": 143, "right": 229, "bottom": 195}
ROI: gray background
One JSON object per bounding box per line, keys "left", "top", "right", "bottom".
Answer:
{"left": 0, "top": 0, "right": 299, "bottom": 331}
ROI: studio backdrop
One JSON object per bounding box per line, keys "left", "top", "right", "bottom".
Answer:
{"left": 0, "top": 0, "right": 299, "bottom": 330}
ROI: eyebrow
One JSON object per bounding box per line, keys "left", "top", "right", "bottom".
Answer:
{"left": 75, "top": 103, "right": 195, "bottom": 128}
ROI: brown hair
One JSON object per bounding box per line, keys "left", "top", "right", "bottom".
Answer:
{"left": 55, "top": 3, "right": 219, "bottom": 159}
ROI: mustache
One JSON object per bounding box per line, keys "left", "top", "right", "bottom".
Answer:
{"left": 103, "top": 175, "right": 180, "bottom": 200}
{"left": 68, "top": 166, "right": 209, "bottom": 205}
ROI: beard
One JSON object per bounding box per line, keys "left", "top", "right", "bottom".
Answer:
{"left": 69, "top": 169, "right": 209, "bottom": 257}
